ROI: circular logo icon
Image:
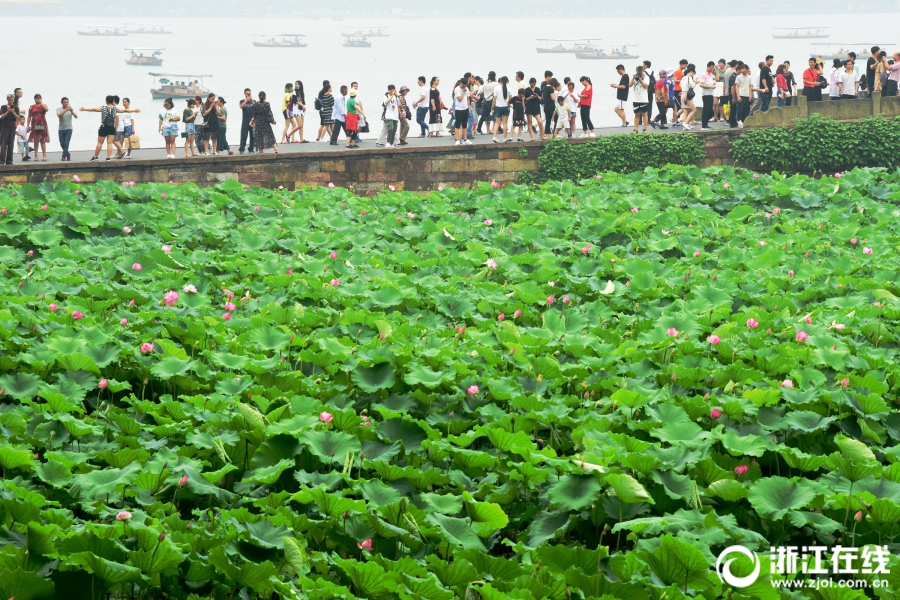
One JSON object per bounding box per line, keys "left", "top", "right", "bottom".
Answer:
{"left": 716, "top": 545, "right": 761, "bottom": 588}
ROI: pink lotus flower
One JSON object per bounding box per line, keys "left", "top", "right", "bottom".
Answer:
{"left": 438, "top": 186, "right": 444, "bottom": 191}
{"left": 546, "top": 295, "right": 555, "bottom": 305}
{"left": 73, "top": 175, "right": 81, "bottom": 183}
{"left": 0, "top": 208, "right": 6, "bottom": 214}
{"left": 178, "top": 475, "right": 188, "bottom": 487}
{"left": 840, "top": 377, "right": 849, "bottom": 388}
{"left": 98, "top": 378, "right": 108, "bottom": 389}
{"left": 484, "top": 258, "right": 497, "bottom": 270}
{"left": 863, "top": 247, "right": 873, "bottom": 255}
{"left": 734, "top": 465, "right": 749, "bottom": 477}
{"left": 631, "top": 207, "right": 639, "bottom": 213}
{"left": 548, "top": 281, "right": 555, "bottom": 287}
{"left": 132, "top": 263, "right": 142, "bottom": 271}
{"left": 396, "top": 216, "right": 402, "bottom": 222}
{"left": 563, "top": 296, "right": 571, "bottom": 304}
{"left": 795, "top": 331, "right": 809, "bottom": 343}
{"left": 183, "top": 284, "right": 198, "bottom": 294}
{"left": 72, "top": 311, "right": 85, "bottom": 320}
{"left": 330, "top": 279, "right": 340, "bottom": 287}
{"left": 253, "top": 205, "right": 260, "bottom": 212}
{"left": 666, "top": 327, "right": 679, "bottom": 337}
{"left": 328, "top": 182, "right": 336, "bottom": 189}
{"left": 286, "top": 269, "right": 293, "bottom": 275}
{"left": 115, "top": 511, "right": 132, "bottom": 521}
{"left": 723, "top": 183, "right": 730, "bottom": 189}
{"left": 764, "top": 213, "right": 772, "bottom": 219}
{"left": 758, "top": 241, "right": 767, "bottom": 247}
{"left": 491, "top": 181, "right": 499, "bottom": 189}
{"left": 41, "top": 204, "right": 48, "bottom": 211}
{"left": 162, "top": 245, "right": 172, "bottom": 253}
{"left": 129, "top": 181, "right": 135, "bottom": 187}
{"left": 27, "top": 250, "right": 33, "bottom": 257}
{"left": 123, "top": 226, "right": 132, "bottom": 233}
{"left": 581, "top": 244, "right": 591, "bottom": 255}
{"left": 753, "top": 173, "right": 760, "bottom": 179}
{"left": 361, "top": 209, "right": 367, "bottom": 216}
{"left": 693, "top": 251, "right": 701, "bottom": 258}
{"left": 781, "top": 379, "right": 794, "bottom": 389}
{"left": 160, "top": 193, "right": 167, "bottom": 199}
{"left": 854, "top": 510, "right": 863, "bottom": 522}
{"left": 710, "top": 408, "right": 723, "bottom": 419}
{"left": 513, "top": 309, "right": 522, "bottom": 318}
{"left": 830, "top": 322, "right": 845, "bottom": 331}
{"left": 120, "top": 318, "right": 128, "bottom": 326}
{"left": 222, "top": 312, "right": 231, "bottom": 321}
{"left": 484, "top": 219, "right": 493, "bottom": 226}
{"left": 804, "top": 316, "right": 812, "bottom": 324}
{"left": 224, "top": 301, "right": 236, "bottom": 311}
{"left": 48, "top": 303, "right": 58, "bottom": 311}
{"left": 772, "top": 207, "right": 781, "bottom": 215}
{"left": 834, "top": 172, "right": 842, "bottom": 178}
{"left": 747, "top": 318, "right": 759, "bottom": 329}
{"left": 707, "top": 335, "right": 721, "bottom": 345}
{"left": 140, "top": 343, "right": 153, "bottom": 353}
{"left": 329, "top": 251, "right": 338, "bottom": 259}
{"left": 788, "top": 269, "right": 794, "bottom": 277}
{"left": 850, "top": 237, "right": 858, "bottom": 244}
{"left": 466, "top": 385, "right": 479, "bottom": 396}
{"left": 357, "top": 539, "right": 372, "bottom": 551}
{"left": 497, "top": 313, "right": 505, "bottom": 321}
{"left": 407, "top": 212, "right": 415, "bottom": 219}
{"left": 319, "top": 411, "right": 333, "bottom": 423}
{"left": 163, "top": 291, "right": 179, "bottom": 306}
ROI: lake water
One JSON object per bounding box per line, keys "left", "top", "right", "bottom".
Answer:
{"left": 6, "top": 14, "right": 894, "bottom": 151}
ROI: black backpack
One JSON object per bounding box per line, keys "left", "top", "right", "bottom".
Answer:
{"left": 859, "top": 74, "right": 868, "bottom": 91}
{"left": 646, "top": 71, "right": 657, "bottom": 98}
{"left": 102, "top": 107, "right": 116, "bottom": 128}
{"left": 314, "top": 97, "right": 322, "bottom": 111}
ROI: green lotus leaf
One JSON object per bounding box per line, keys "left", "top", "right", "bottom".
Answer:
{"left": 283, "top": 537, "right": 307, "bottom": 576}
{"left": 209, "top": 546, "right": 277, "bottom": 593}
{"left": 720, "top": 431, "right": 767, "bottom": 457}
{"left": 747, "top": 476, "right": 817, "bottom": 520}
{"left": 299, "top": 430, "right": 361, "bottom": 464}
{"left": 68, "top": 552, "right": 143, "bottom": 586}
{"left": 0, "top": 446, "right": 34, "bottom": 472}
{"left": 27, "top": 227, "right": 63, "bottom": 247}
{"left": 351, "top": 362, "right": 395, "bottom": 393}
{"left": 465, "top": 499, "right": 509, "bottom": 536}
{"left": 641, "top": 534, "right": 710, "bottom": 590}
{"left": 248, "top": 326, "right": 292, "bottom": 351}
{"left": 150, "top": 357, "right": 195, "bottom": 379}
{"left": 547, "top": 474, "right": 601, "bottom": 512}
{"left": 604, "top": 473, "right": 654, "bottom": 504}
{"left": 0, "top": 372, "right": 43, "bottom": 399}
{"left": 335, "top": 558, "right": 389, "bottom": 596}
{"left": 403, "top": 363, "right": 448, "bottom": 388}
{"left": 426, "top": 513, "right": 485, "bottom": 551}
{"left": 0, "top": 567, "right": 55, "bottom": 600}
{"left": 69, "top": 463, "right": 141, "bottom": 500}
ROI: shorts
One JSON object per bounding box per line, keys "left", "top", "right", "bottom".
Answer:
{"left": 114, "top": 131, "right": 126, "bottom": 142}
{"left": 162, "top": 125, "right": 178, "bottom": 137}
{"left": 719, "top": 96, "right": 730, "bottom": 105}
{"left": 454, "top": 109, "right": 469, "bottom": 126}
{"left": 615, "top": 99, "right": 626, "bottom": 110}
{"left": 124, "top": 125, "right": 133, "bottom": 137}
{"left": 525, "top": 104, "right": 541, "bottom": 116}
{"left": 98, "top": 125, "right": 116, "bottom": 137}
{"left": 493, "top": 106, "right": 510, "bottom": 118}
{"left": 633, "top": 103, "right": 649, "bottom": 113}
{"left": 283, "top": 109, "right": 291, "bottom": 119}
{"left": 184, "top": 123, "right": 195, "bottom": 135}
{"left": 294, "top": 109, "right": 303, "bottom": 118}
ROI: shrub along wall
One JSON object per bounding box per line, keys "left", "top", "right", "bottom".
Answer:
{"left": 527, "top": 135, "right": 706, "bottom": 183}
{"left": 732, "top": 115, "right": 900, "bottom": 173}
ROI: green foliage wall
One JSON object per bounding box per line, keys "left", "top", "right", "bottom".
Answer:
{"left": 732, "top": 115, "right": 900, "bottom": 173}
{"left": 528, "top": 135, "right": 706, "bottom": 182}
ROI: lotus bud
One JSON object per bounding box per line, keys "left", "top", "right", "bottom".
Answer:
{"left": 854, "top": 510, "right": 863, "bottom": 522}
{"left": 158, "top": 531, "right": 166, "bottom": 541}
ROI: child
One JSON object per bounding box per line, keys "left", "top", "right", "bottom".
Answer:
{"left": 510, "top": 89, "right": 526, "bottom": 141}
{"left": 182, "top": 99, "right": 197, "bottom": 158}
{"left": 15, "top": 116, "right": 30, "bottom": 161}
{"left": 553, "top": 96, "right": 571, "bottom": 138}
{"left": 564, "top": 82, "right": 579, "bottom": 136}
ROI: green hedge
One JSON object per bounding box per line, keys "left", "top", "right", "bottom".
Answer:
{"left": 526, "top": 134, "right": 705, "bottom": 182}
{"left": 732, "top": 114, "right": 900, "bottom": 173}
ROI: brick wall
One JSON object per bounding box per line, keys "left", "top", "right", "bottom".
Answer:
{"left": 0, "top": 135, "right": 742, "bottom": 192}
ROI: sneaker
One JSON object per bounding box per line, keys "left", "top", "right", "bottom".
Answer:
{"left": 386, "top": 144, "right": 393, "bottom": 148}
{"left": 737, "top": 121, "right": 744, "bottom": 129}
{"left": 454, "top": 141, "right": 460, "bottom": 146}
{"left": 213, "top": 152, "right": 219, "bottom": 156}
{"left": 673, "top": 122, "right": 681, "bottom": 127}
{"left": 504, "top": 138, "right": 513, "bottom": 143}
{"left": 105, "top": 158, "right": 111, "bottom": 161}
{"left": 89, "top": 156, "right": 98, "bottom": 162}
{"left": 659, "top": 125, "right": 669, "bottom": 129}
{"left": 239, "top": 149, "right": 245, "bottom": 154}
{"left": 619, "top": 124, "right": 629, "bottom": 128}
{"left": 464, "top": 140, "right": 472, "bottom": 145}
{"left": 650, "top": 122, "right": 659, "bottom": 129}
{"left": 375, "top": 143, "right": 385, "bottom": 147}
{"left": 493, "top": 137, "right": 499, "bottom": 143}
{"left": 589, "top": 132, "right": 596, "bottom": 137}
{"left": 700, "top": 127, "right": 712, "bottom": 131}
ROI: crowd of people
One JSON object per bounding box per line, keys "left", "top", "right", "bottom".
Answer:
{"left": 2, "top": 47, "right": 899, "bottom": 164}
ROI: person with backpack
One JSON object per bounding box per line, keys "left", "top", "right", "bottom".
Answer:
{"left": 643, "top": 61, "right": 656, "bottom": 124}
{"left": 477, "top": 72, "right": 497, "bottom": 135}
{"left": 630, "top": 66, "right": 649, "bottom": 133}
{"left": 81, "top": 95, "right": 122, "bottom": 161}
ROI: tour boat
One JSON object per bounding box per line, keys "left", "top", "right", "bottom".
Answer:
{"left": 535, "top": 39, "right": 599, "bottom": 54}
{"left": 123, "top": 24, "right": 172, "bottom": 34}
{"left": 78, "top": 25, "right": 128, "bottom": 36}
{"left": 772, "top": 28, "right": 829, "bottom": 39}
{"left": 576, "top": 46, "right": 639, "bottom": 60}
{"left": 344, "top": 26, "right": 389, "bottom": 37}
{"left": 343, "top": 35, "right": 372, "bottom": 48}
{"left": 253, "top": 34, "right": 308, "bottom": 48}
{"left": 126, "top": 49, "right": 164, "bottom": 66}
{"left": 148, "top": 72, "right": 214, "bottom": 100}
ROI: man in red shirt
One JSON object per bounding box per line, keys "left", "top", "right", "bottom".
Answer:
{"left": 672, "top": 59, "right": 688, "bottom": 126}
{"left": 802, "top": 57, "right": 823, "bottom": 102}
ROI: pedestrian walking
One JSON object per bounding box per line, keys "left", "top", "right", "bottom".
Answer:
{"left": 884, "top": 52, "right": 900, "bottom": 97}
{"left": 158, "top": 98, "right": 180, "bottom": 159}
{"left": 56, "top": 97, "right": 77, "bottom": 161}
{"left": 281, "top": 83, "right": 295, "bottom": 143}
{"left": 477, "top": 71, "right": 497, "bottom": 135}
{"left": 315, "top": 81, "right": 333, "bottom": 142}
{"left": 345, "top": 88, "right": 362, "bottom": 149}
{"left": 578, "top": 76, "right": 595, "bottom": 137}
{"left": 782, "top": 61, "right": 796, "bottom": 106}
{"left": 509, "top": 88, "right": 527, "bottom": 141}
{"left": 26, "top": 94, "right": 49, "bottom": 161}
{"left": 680, "top": 64, "right": 697, "bottom": 130}
{"left": 183, "top": 99, "right": 197, "bottom": 158}
{"left": 413, "top": 76, "right": 429, "bottom": 137}
{"left": 492, "top": 76, "right": 511, "bottom": 143}
{"left": 698, "top": 62, "right": 716, "bottom": 130}
{"left": 428, "top": 76, "right": 444, "bottom": 137}
{"left": 250, "top": 91, "right": 278, "bottom": 154}
{"left": 611, "top": 65, "right": 629, "bottom": 127}
{"left": 119, "top": 97, "right": 138, "bottom": 158}
{"left": 238, "top": 88, "right": 255, "bottom": 154}
{"left": 452, "top": 79, "right": 472, "bottom": 146}
{"left": 552, "top": 95, "right": 571, "bottom": 138}
{"left": 563, "top": 81, "right": 579, "bottom": 134}
{"left": 733, "top": 63, "right": 752, "bottom": 128}
{"left": 643, "top": 60, "right": 656, "bottom": 124}
{"left": 193, "top": 94, "right": 205, "bottom": 154}
{"left": 397, "top": 86, "right": 411, "bottom": 145}
{"left": 383, "top": 85, "right": 400, "bottom": 148}
{"left": 523, "top": 78, "right": 546, "bottom": 140}
{"left": 16, "top": 117, "right": 30, "bottom": 161}
{"left": 217, "top": 97, "right": 231, "bottom": 155}
{"left": 329, "top": 85, "right": 347, "bottom": 146}
{"left": 201, "top": 93, "right": 221, "bottom": 155}
{"left": 630, "top": 66, "right": 649, "bottom": 133}
{"left": 541, "top": 70, "right": 555, "bottom": 135}
{"left": 651, "top": 70, "right": 670, "bottom": 129}
{"left": 0, "top": 94, "right": 20, "bottom": 165}
{"left": 775, "top": 65, "right": 790, "bottom": 107}
{"left": 81, "top": 95, "right": 119, "bottom": 161}
{"left": 287, "top": 81, "right": 307, "bottom": 143}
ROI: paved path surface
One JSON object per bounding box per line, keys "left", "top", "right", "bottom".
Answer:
{"left": 8, "top": 119, "right": 736, "bottom": 165}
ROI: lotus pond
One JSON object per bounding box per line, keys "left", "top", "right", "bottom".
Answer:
{"left": 1, "top": 167, "right": 900, "bottom": 600}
